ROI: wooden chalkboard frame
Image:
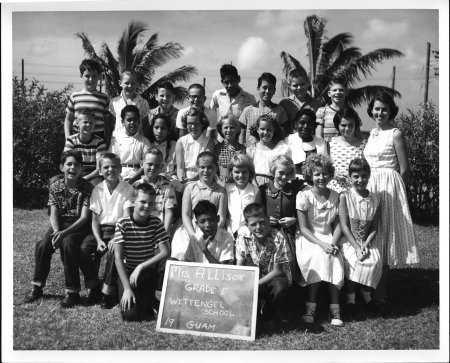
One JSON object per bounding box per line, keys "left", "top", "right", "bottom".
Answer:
{"left": 156, "top": 261, "right": 259, "bottom": 341}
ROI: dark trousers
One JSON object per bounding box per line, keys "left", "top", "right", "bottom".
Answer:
{"left": 258, "top": 277, "right": 290, "bottom": 321}
{"left": 80, "top": 226, "right": 117, "bottom": 295}
{"left": 118, "top": 261, "right": 166, "bottom": 322}
{"left": 32, "top": 222, "right": 99, "bottom": 293}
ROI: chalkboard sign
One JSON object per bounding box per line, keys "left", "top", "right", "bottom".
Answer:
{"left": 156, "top": 261, "right": 259, "bottom": 341}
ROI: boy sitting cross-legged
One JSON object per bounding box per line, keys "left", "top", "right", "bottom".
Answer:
{"left": 236, "top": 203, "right": 291, "bottom": 326}
{"left": 114, "top": 183, "right": 170, "bottom": 321}
{"left": 80, "top": 153, "right": 134, "bottom": 308}
{"left": 25, "top": 150, "right": 100, "bottom": 308}
{"left": 184, "top": 200, "right": 234, "bottom": 264}
{"left": 63, "top": 108, "right": 107, "bottom": 184}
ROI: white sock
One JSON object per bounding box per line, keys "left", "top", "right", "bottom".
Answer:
{"left": 330, "top": 303, "right": 340, "bottom": 312}
{"left": 305, "top": 302, "right": 316, "bottom": 311}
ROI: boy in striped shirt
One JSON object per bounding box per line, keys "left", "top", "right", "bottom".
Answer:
{"left": 114, "top": 183, "right": 170, "bottom": 321}
{"left": 63, "top": 108, "right": 106, "bottom": 184}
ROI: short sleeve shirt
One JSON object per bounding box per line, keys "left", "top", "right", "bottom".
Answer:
{"left": 235, "top": 226, "right": 291, "bottom": 284}
{"left": 63, "top": 134, "right": 107, "bottom": 173}
{"left": 279, "top": 94, "right": 322, "bottom": 135}
{"left": 48, "top": 178, "right": 94, "bottom": 223}
{"left": 184, "top": 228, "right": 234, "bottom": 263}
{"left": 175, "top": 106, "right": 217, "bottom": 130}
{"left": 210, "top": 88, "right": 256, "bottom": 121}
{"left": 109, "top": 92, "right": 151, "bottom": 136}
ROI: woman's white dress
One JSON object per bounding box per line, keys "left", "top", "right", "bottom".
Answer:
{"left": 363, "top": 128, "right": 420, "bottom": 266}
{"left": 295, "top": 189, "right": 344, "bottom": 288}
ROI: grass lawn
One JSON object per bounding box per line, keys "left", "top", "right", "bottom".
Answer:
{"left": 12, "top": 208, "right": 440, "bottom": 351}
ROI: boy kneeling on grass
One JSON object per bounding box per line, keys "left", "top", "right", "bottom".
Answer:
{"left": 235, "top": 203, "right": 291, "bottom": 327}
{"left": 25, "top": 150, "right": 100, "bottom": 308}
{"left": 114, "top": 183, "right": 170, "bottom": 321}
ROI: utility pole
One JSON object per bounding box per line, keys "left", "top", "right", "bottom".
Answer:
{"left": 391, "top": 66, "right": 396, "bottom": 91}
{"left": 424, "top": 42, "right": 430, "bottom": 104}
{"left": 202, "top": 77, "right": 206, "bottom": 89}
{"left": 21, "top": 58, "right": 24, "bottom": 83}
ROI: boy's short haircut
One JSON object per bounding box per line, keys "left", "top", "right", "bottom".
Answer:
{"left": 220, "top": 64, "right": 239, "bottom": 80}
{"left": 121, "top": 104, "right": 140, "bottom": 120}
{"left": 99, "top": 152, "right": 121, "bottom": 169}
{"left": 294, "top": 108, "right": 317, "bottom": 124}
{"left": 120, "top": 69, "right": 137, "bottom": 80}
{"left": 216, "top": 115, "right": 241, "bottom": 139}
{"left": 75, "top": 107, "right": 95, "bottom": 119}
{"left": 79, "top": 59, "right": 102, "bottom": 76}
{"left": 257, "top": 72, "right": 277, "bottom": 88}
{"left": 155, "top": 81, "right": 175, "bottom": 93}
{"left": 193, "top": 200, "right": 218, "bottom": 219}
{"left": 196, "top": 150, "right": 218, "bottom": 166}
{"left": 145, "top": 147, "right": 164, "bottom": 161}
{"left": 182, "top": 107, "right": 209, "bottom": 130}
{"left": 243, "top": 203, "right": 267, "bottom": 222}
{"left": 188, "top": 83, "right": 205, "bottom": 95}
{"left": 132, "top": 183, "right": 156, "bottom": 199}
{"left": 270, "top": 154, "right": 295, "bottom": 176}
{"left": 301, "top": 153, "right": 335, "bottom": 183}
{"left": 227, "top": 153, "right": 255, "bottom": 183}
{"left": 366, "top": 91, "right": 399, "bottom": 119}
{"left": 333, "top": 107, "right": 362, "bottom": 131}
{"left": 329, "top": 75, "right": 348, "bottom": 88}
{"left": 288, "top": 68, "right": 308, "bottom": 81}
{"left": 61, "top": 150, "right": 83, "bottom": 165}
{"left": 348, "top": 157, "right": 371, "bottom": 176}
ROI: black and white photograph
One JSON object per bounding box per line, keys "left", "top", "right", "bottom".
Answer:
{"left": 2, "top": 0, "right": 448, "bottom": 362}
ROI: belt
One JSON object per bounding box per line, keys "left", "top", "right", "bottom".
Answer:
{"left": 121, "top": 163, "right": 140, "bottom": 168}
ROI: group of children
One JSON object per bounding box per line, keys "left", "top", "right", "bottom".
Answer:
{"left": 25, "top": 59, "right": 419, "bottom": 329}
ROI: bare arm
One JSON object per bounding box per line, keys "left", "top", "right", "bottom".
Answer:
{"left": 64, "top": 111, "right": 74, "bottom": 140}
{"left": 338, "top": 193, "right": 361, "bottom": 253}
{"left": 392, "top": 129, "right": 411, "bottom": 181}
{"left": 114, "top": 243, "right": 135, "bottom": 311}
{"left": 181, "top": 184, "right": 196, "bottom": 237}
{"left": 175, "top": 139, "right": 185, "bottom": 181}
{"left": 297, "top": 209, "right": 336, "bottom": 255}
{"left": 361, "top": 204, "right": 380, "bottom": 250}
{"left": 164, "top": 208, "right": 174, "bottom": 232}
{"left": 259, "top": 262, "right": 284, "bottom": 287}
{"left": 91, "top": 212, "right": 107, "bottom": 253}
{"left": 217, "top": 190, "right": 228, "bottom": 229}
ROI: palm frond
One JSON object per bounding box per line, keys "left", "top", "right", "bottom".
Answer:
{"left": 133, "top": 32, "right": 159, "bottom": 68}
{"left": 280, "top": 79, "right": 290, "bottom": 98}
{"left": 117, "top": 21, "right": 148, "bottom": 71}
{"left": 172, "top": 86, "right": 189, "bottom": 105}
{"left": 318, "top": 32, "right": 354, "bottom": 72}
{"left": 100, "top": 42, "right": 121, "bottom": 97}
{"left": 353, "top": 49, "right": 404, "bottom": 78}
{"left": 280, "top": 52, "right": 306, "bottom": 79}
{"left": 304, "top": 14, "right": 326, "bottom": 86}
{"left": 347, "top": 85, "right": 401, "bottom": 108}
{"left": 141, "top": 65, "right": 197, "bottom": 99}
{"left": 321, "top": 47, "right": 362, "bottom": 85}
{"left": 75, "top": 32, "right": 100, "bottom": 60}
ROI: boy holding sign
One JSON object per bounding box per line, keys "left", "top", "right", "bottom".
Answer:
{"left": 184, "top": 200, "right": 234, "bottom": 264}
{"left": 236, "top": 203, "right": 291, "bottom": 326}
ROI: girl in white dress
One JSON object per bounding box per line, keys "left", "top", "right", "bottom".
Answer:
{"left": 296, "top": 154, "right": 344, "bottom": 326}
{"left": 363, "top": 92, "right": 420, "bottom": 306}
{"left": 246, "top": 114, "right": 291, "bottom": 187}
{"left": 339, "top": 158, "right": 382, "bottom": 314}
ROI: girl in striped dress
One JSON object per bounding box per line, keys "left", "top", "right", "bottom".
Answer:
{"left": 339, "top": 158, "right": 382, "bottom": 314}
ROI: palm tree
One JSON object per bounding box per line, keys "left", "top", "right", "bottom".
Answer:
{"left": 280, "top": 15, "right": 404, "bottom": 107}
{"left": 76, "top": 21, "right": 197, "bottom": 107}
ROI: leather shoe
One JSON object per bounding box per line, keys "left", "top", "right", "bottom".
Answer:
{"left": 60, "top": 293, "right": 80, "bottom": 308}
{"left": 24, "top": 286, "right": 43, "bottom": 303}
{"left": 87, "top": 287, "right": 103, "bottom": 305}
{"left": 100, "top": 294, "right": 116, "bottom": 309}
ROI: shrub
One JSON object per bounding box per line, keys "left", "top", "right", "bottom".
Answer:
{"left": 13, "top": 77, "right": 73, "bottom": 207}
{"left": 395, "top": 102, "right": 439, "bottom": 224}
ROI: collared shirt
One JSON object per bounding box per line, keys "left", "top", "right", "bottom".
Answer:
{"left": 132, "top": 175, "right": 177, "bottom": 222}
{"left": 48, "top": 178, "right": 94, "bottom": 223}
{"left": 66, "top": 89, "right": 110, "bottom": 135}
{"left": 63, "top": 134, "right": 107, "bottom": 173}
{"left": 226, "top": 183, "right": 258, "bottom": 233}
{"left": 184, "top": 228, "right": 234, "bottom": 263}
{"left": 108, "top": 131, "right": 151, "bottom": 180}
{"left": 214, "top": 140, "right": 246, "bottom": 169}
{"left": 176, "top": 106, "right": 217, "bottom": 130}
{"left": 235, "top": 226, "right": 291, "bottom": 284}
{"left": 188, "top": 180, "right": 227, "bottom": 220}
{"left": 90, "top": 180, "right": 134, "bottom": 225}
{"left": 114, "top": 215, "right": 169, "bottom": 272}
{"left": 279, "top": 94, "right": 322, "bottom": 135}
{"left": 179, "top": 132, "right": 212, "bottom": 178}
{"left": 239, "top": 101, "right": 288, "bottom": 146}
{"left": 109, "top": 92, "right": 151, "bottom": 136}
{"left": 210, "top": 87, "right": 256, "bottom": 122}
{"left": 285, "top": 134, "right": 328, "bottom": 165}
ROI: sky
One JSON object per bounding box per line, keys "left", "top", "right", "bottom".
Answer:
{"left": 2, "top": 1, "right": 449, "bottom": 362}
{"left": 8, "top": 4, "right": 442, "bottom": 131}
